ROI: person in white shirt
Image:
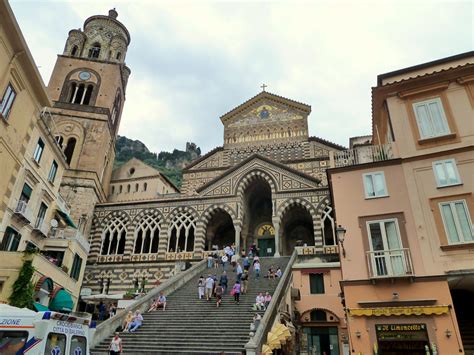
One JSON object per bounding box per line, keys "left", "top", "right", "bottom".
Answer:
{"left": 275, "top": 267, "right": 282, "bottom": 278}
{"left": 255, "top": 293, "right": 265, "bottom": 311}
{"left": 205, "top": 274, "right": 215, "bottom": 301}
{"left": 221, "top": 254, "right": 229, "bottom": 270}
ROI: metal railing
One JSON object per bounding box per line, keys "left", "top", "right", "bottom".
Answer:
{"left": 33, "top": 219, "right": 50, "bottom": 237}
{"left": 245, "top": 251, "right": 297, "bottom": 355}
{"left": 366, "top": 248, "right": 414, "bottom": 278}
{"left": 14, "top": 200, "right": 33, "bottom": 222}
{"left": 334, "top": 143, "right": 394, "bottom": 167}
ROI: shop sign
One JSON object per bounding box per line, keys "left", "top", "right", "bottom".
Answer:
{"left": 376, "top": 323, "right": 428, "bottom": 342}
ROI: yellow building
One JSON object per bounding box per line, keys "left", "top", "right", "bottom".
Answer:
{"left": 0, "top": 0, "right": 88, "bottom": 311}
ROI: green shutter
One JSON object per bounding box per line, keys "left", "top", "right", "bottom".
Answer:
{"left": 22, "top": 184, "right": 33, "bottom": 199}
{"left": 310, "top": 274, "right": 325, "bottom": 294}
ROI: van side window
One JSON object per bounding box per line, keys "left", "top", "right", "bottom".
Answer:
{"left": 45, "top": 333, "right": 66, "bottom": 355}
{"left": 0, "top": 330, "right": 29, "bottom": 354}
{"left": 70, "top": 336, "right": 87, "bottom": 355}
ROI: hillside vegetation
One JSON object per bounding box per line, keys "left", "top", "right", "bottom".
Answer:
{"left": 114, "top": 136, "right": 201, "bottom": 187}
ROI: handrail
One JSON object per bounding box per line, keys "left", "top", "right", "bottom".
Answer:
{"left": 91, "top": 259, "right": 207, "bottom": 348}
{"left": 245, "top": 250, "right": 298, "bottom": 355}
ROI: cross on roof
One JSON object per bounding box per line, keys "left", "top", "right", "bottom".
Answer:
{"left": 260, "top": 84, "right": 267, "bottom": 92}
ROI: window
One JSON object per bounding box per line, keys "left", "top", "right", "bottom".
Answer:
{"left": 70, "top": 336, "right": 87, "bottom": 355}
{"left": 413, "top": 98, "right": 450, "bottom": 139}
{"left": 0, "top": 83, "right": 16, "bottom": 119}
{"left": 55, "top": 135, "right": 64, "bottom": 148}
{"left": 71, "top": 45, "right": 78, "bottom": 57}
{"left": 35, "top": 203, "right": 48, "bottom": 228}
{"left": 0, "top": 227, "right": 21, "bottom": 251}
{"left": 70, "top": 254, "right": 83, "bottom": 281}
{"left": 48, "top": 161, "right": 58, "bottom": 183}
{"left": 33, "top": 138, "right": 45, "bottom": 163}
{"left": 45, "top": 333, "right": 66, "bottom": 355}
{"left": 0, "top": 330, "right": 29, "bottom": 354}
{"left": 116, "top": 52, "right": 121, "bottom": 60}
{"left": 309, "top": 274, "right": 325, "bottom": 294}
{"left": 19, "top": 183, "right": 32, "bottom": 204}
{"left": 64, "top": 137, "right": 76, "bottom": 164}
{"left": 111, "top": 186, "right": 115, "bottom": 194}
{"left": 143, "top": 183, "right": 147, "bottom": 191}
{"left": 363, "top": 172, "right": 388, "bottom": 198}
{"left": 433, "top": 159, "right": 461, "bottom": 187}
{"left": 367, "top": 219, "right": 406, "bottom": 276}
{"left": 88, "top": 43, "right": 101, "bottom": 59}
{"left": 127, "top": 184, "right": 131, "bottom": 193}
{"left": 440, "top": 200, "right": 473, "bottom": 244}
{"left": 310, "top": 310, "right": 326, "bottom": 321}
{"left": 135, "top": 183, "right": 139, "bottom": 192}
{"left": 119, "top": 185, "right": 123, "bottom": 193}
{"left": 41, "top": 250, "right": 65, "bottom": 267}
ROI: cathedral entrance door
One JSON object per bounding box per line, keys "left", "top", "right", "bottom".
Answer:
{"left": 258, "top": 238, "right": 275, "bottom": 257}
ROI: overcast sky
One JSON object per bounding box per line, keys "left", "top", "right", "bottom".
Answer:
{"left": 10, "top": 0, "right": 473, "bottom": 154}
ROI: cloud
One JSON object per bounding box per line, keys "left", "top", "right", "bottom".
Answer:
{"left": 10, "top": 0, "right": 473, "bottom": 154}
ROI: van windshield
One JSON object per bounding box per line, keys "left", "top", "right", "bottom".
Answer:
{"left": 0, "top": 330, "right": 29, "bottom": 355}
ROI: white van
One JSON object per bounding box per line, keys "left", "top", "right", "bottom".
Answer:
{"left": 0, "top": 304, "right": 95, "bottom": 355}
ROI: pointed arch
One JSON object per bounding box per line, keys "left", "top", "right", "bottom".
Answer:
{"left": 100, "top": 215, "right": 128, "bottom": 255}
{"left": 167, "top": 207, "right": 198, "bottom": 253}
{"left": 133, "top": 213, "right": 161, "bottom": 254}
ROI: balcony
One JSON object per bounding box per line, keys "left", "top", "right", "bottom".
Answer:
{"left": 48, "top": 228, "right": 90, "bottom": 254}
{"left": 333, "top": 143, "right": 395, "bottom": 168}
{"left": 12, "top": 200, "right": 33, "bottom": 224}
{"left": 366, "top": 248, "right": 414, "bottom": 278}
{"left": 56, "top": 193, "right": 71, "bottom": 214}
{"left": 32, "top": 219, "right": 50, "bottom": 238}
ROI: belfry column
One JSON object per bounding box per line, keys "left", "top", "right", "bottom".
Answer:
{"left": 273, "top": 218, "right": 281, "bottom": 257}
{"left": 234, "top": 225, "right": 242, "bottom": 258}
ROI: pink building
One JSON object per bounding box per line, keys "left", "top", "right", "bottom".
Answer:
{"left": 328, "top": 52, "right": 474, "bottom": 354}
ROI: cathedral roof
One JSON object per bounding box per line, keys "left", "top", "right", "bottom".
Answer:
{"left": 308, "top": 136, "right": 347, "bottom": 150}
{"left": 220, "top": 91, "right": 311, "bottom": 123}
{"left": 196, "top": 153, "right": 321, "bottom": 194}
{"left": 183, "top": 146, "right": 223, "bottom": 171}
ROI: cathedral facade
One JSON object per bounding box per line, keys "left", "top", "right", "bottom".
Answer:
{"left": 82, "top": 90, "right": 345, "bottom": 295}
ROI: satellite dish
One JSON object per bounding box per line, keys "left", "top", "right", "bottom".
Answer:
{"left": 50, "top": 219, "right": 58, "bottom": 228}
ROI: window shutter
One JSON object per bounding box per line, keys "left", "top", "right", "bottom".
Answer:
{"left": 22, "top": 184, "right": 33, "bottom": 199}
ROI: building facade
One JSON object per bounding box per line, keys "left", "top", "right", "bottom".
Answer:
{"left": 328, "top": 52, "right": 474, "bottom": 354}
{"left": 81, "top": 91, "right": 345, "bottom": 298}
{"left": 0, "top": 0, "right": 88, "bottom": 310}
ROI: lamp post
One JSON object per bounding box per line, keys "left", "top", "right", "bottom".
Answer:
{"left": 336, "top": 225, "right": 347, "bottom": 257}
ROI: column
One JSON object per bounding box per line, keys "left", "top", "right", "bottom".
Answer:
{"left": 234, "top": 225, "right": 241, "bottom": 259}
{"left": 273, "top": 218, "right": 281, "bottom": 257}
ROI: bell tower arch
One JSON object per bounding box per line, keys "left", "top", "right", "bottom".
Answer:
{"left": 46, "top": 8, "right": 131, "bottom": 235}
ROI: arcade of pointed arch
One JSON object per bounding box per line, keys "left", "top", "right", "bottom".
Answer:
{"left": 133, "top": 213, "right": 161, "bottom": 255}
{"left": 100, "top": 215, "right": 128, "bottom": 256}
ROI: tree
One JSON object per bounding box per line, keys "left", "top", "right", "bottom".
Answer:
{"left": 9, "top": 256, "right": 35, "bottom": 309}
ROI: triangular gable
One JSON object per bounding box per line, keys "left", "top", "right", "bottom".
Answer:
{"left": 196, "top": 154, "right": 321, "bottom": 197}
{"left": 111, "top": 158, "right": 163, "bottom": 181}
{"left": 220, "top": 91, "right": 311, "bottom": 124}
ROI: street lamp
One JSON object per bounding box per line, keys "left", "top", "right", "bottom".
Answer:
{"left": 336, "top": 225, "right": 347, "bottom": 257}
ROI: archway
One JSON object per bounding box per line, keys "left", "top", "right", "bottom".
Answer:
{"left": 281, "top": 204, "right": 314, "bottom": 255}
{"left": 205, "top": 209, "right": 235, "bottom": 250}
{"left": 242, "top": 177, "right": 274, "bottom": 256}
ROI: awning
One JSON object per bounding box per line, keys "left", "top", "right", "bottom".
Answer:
{"left": 33, "top": 302, "right": 49, "bottom": 312}
{"left": 56, "top": 209, "right": 77, "bottom": 229}
{"left": 35, "top": 276, "right": 54, "bottom": 293}
{"left": 49, "top": 289, "right": 73, "bottom": 312}
{"left": 348, "top": 305, "right": 450, "bottom": 317}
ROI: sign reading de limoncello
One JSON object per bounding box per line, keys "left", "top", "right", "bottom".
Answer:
{"left": 376, "top": 323, "right": 428, "bottom": 341}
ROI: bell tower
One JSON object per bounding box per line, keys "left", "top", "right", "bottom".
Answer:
{"left": 46, "top": 9, "right": 131, "bottom": 233}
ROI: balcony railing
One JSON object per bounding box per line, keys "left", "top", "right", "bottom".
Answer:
{"left": 13, "top": 200, "right": 32, "bottom": 224}
{"left": 366, "top": 248, "right": 414, "bottom": 278}
{"left": 32, "top": 219, "right": 50, "bottom": 238}
{"left": 334, "top": 143, "right": 394, "bottom": 168}
{"left": 48, "top": 228, "right": 90, "bottom": 253}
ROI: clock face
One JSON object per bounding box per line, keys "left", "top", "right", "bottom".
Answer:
{"left": 79, "top": 71, "right": 91, "bottom": 81}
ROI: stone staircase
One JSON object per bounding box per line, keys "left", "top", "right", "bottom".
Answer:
{"left": 460, "top": 319, "right": 474, "bottom": 355}
{"left": 92, "top": 256, "right": 290, "bottom": 354}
